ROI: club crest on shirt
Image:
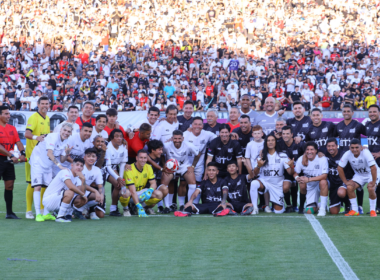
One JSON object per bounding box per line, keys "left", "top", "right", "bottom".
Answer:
{"left": 349, "top": 129, "right": 355, "bottom": 133}
{"left": 375, "top": 128, "right": 379, "bottom": 132}
{"left": 315, "top": 165, "right": 319, "bottom": 169}
{"left": 359, "top": 159, "right": 363, "bottom": 163}
{"left": 322, "top": 128, "right": 328, "bottom": 133}
{"left": 217, "top": 187, "right": 221, "bottom": 191}
{"left": 302, "top": 123, "right": 308, "bottom": 127}
{"left": 275, "top": 159, "right": 280, "bottom": 163}
{"left": 228, "top": 148, "right": 233, "bottom": 152}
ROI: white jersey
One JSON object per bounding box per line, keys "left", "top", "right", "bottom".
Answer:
{"left": 339, "top": 149, "right": 380, "bottom": 178}
{"left": 83, "top": 165, "right": 103, "bottom": 186}
{"left": 245, "top": 141, "right": 264, "bottom": 167}
{"left": 89, "top": 128, "right": 108, "bottom": 143}
{"left": 106, "top": 141, "right": 128, "bottom": 171}
{"left": 295, "top": 155, "right": 328, "bottom": 179}
{"left": 254, "top": 152, "right": 290, "bottom": 186}
{"left": 30, "top": 133, "right": 68, "bottom": 169}
{"left": 183, "top": 130, "right": 216, "bottom": 168}
{"left": 44, "top": 169, "right": 81, "bottom": 197}
{"left": 63, "top": 133, "right": 92, "bottom": 168}
{"left": 53, "top": 121, "right": 80, "bottom": 134}
{"left": 153, "top": 120, "right": 179, "bottom": 143}
{"left": 133, "top": 117, "right": 159, "bottom": 132}
{"left": 163, "top": 141, "right": 199, "bottom": 167}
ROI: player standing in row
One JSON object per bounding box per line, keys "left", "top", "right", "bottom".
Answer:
{"left": 253, "top": 97, "right": 286, "bottom": 135}
{"left": 287, "top": 102, "right": 312, "bottom": 142}
{"left": 105, "top": 129, "right": 129, "bottom": 216}
{"left": 132, "top": 107, "right": 160, "bottom": 136}
{"left": 89, "top": 114, "right": 108, "bottom": 143}
{"left": 338, "top": 139, "right": 380, "bottom": 217}
{"left": 294, "top": 142, "right": 329, "bottom": 215}
{"left": 53, "top": 106, "right": 80, "bottom": 134}
{"left": 177, "top": 101, "right": 194, "bottom": 132}
{"left": 29, "top": 123, "right": 74, "bottom": 221}
{"left": 203, "top": 109, "right": 221, "bottom": 135}
{"left": 0, "top": 106, "right": 26, "bottom": 219}
{"left": 25, "top": 96, "right": 50, "bottom": 219}
{"left": 76, "top": 101, "right": 96, "bottom": 129}
{"left": 305, "top": 108, "right": 335, "bottom": 149}
{"left": 364, "top": 105, "right": 380, "bottom": 213}
{"left": 205, "top": 124, "right": 243, "bottom": 178}
{"left": 250, "top": 135, "right": 294, "bottom": 215}
{"left": 239, "top": 94, "right": 259, "bottom": 125}
{"left": 153, "top": 105, "right": 179, "bottom": 143}
{"left": 104, "top": 109, "right": 127, "bottom": 138}
{"left": 127, "top": 123, "right": 151, "bottom": 164}
{"left": 160, "top": 130, "right": 200, "bottom": 212}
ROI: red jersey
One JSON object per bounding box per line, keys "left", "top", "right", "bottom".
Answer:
{"left": 226, "top": 122, "right": 240, "bottom": 132}
{"left": 104, "top": 125, "right": 127, "bottom": 139}
{"left": 322, "top": 96, "right": 331, "bottom": 108}
{"left": 59, "top": 60, "right": 68, "bottom": 71}
{"left": 139, "top": 97, "right": 148, "bottom": 107}
{"left": 0, "top": 124, "right": 20, "bottom": 156}
{"left": 176, "top": 95, "right": 185, "bottom": 109}
{"left": 78, "top": 53, "right": 89, "bottom": 64}
{"left": 76, "top": 116, "right": 96, "bottom": 129}
{"left": 205, "top": 86, "right": 214, "bottom": 97}
{"left": 126, "top": 131, "right": 149, "bottom": 159}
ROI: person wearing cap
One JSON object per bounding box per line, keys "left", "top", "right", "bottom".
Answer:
{"left": 328, "top": 79, "right": 341, "bottom": 96}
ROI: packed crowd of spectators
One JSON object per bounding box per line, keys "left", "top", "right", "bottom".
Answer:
{"left": 0, "top": 0, "right": 380, "bottom": 112}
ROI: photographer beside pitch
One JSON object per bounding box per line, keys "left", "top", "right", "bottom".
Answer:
{"left": 0, "top": 106, "right": 26, "bottom": 219}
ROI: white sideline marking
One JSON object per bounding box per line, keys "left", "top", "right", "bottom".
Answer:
{"left": 305, "top": 214, "right": 359, "bottom": 280}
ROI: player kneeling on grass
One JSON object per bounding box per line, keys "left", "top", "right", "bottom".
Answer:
{"left": 175, "top": 162, "right": 230, "bottom": 217}
{"left": 29, "top": 123, "right": 73, "bottom": 222}
{"left": 72, "top": 148, "right": 105, "bottom": 220}
{"left": 338, "top": 139, "right": 380, "bottom": 217}
{"left": 225, "top": 161, "right": 255, "bottom": 215}
{"left": 122, "top": 150, "right": 164, "bottom": 217}
{"left": 250, "top": 135, "right": 294, "bottom": 215}
{"left": 293, "top": 142, "right": 329, "bottom": 216}
{"left": 42, "top": 158, "right": 94, "bottom": 223}
{"left": 160, "top": 130, "right": 200, "bottom": 213}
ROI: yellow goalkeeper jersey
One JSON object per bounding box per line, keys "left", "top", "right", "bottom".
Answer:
{"left": 124, "top": 163, "right": 155, "bottom": 191}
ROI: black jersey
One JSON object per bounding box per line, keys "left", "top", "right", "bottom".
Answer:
{"left": 197, "top": 178, "right": 228, "bottom": 203}
{"left": 277, "top": 139, "right": 305, "bottom": 161}
{"left": 177, "top": 115, "right": 193, "bottom": 132}
{"left": 149, "top": 155, "right": 162, "bottom": 179}
{"left": 224, "top": 174, "right": 250, "bottom": 203}
{"left": 365, "top": 119, "right": 380, "bottom": 165}
{"left": 286, "top": 116, "right": 313, "bottom": 140}
{"left": 326, "top": 148, "right": 354, "bottom": 186}
{"left": 305, "top": 121, "right": 336, "bottom": 148}
{"left": 203, "top": 123, "right": 221, "bottom": 135}
{"left": 207, "top": 138, "right": 243, "bottom": 172}
{"left": 232, "top": 127, "right": 253, "bottom": 155}
{"left": 334, "top": 120, "right": 365, "bottom": 152}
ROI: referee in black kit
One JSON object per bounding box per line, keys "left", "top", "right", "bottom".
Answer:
{"left": 0, "top": 106, "right": 26, "bottom": 219}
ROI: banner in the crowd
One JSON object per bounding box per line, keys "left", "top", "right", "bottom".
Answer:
{"left": 9, "top": 111, "right": 149, "bottom": 140}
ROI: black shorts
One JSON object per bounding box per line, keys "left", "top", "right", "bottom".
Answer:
{"left": 329, "top": 185, "right": 345, "bottom": 209}
{"left": 230, "top": 201, "right": 249, "bottom": 213}
{"left": 193, "top": 202, "right": 222, "bottom": 214}
{"left": 0, "top": 156, "right": 15, "bottom": 181}
{"left": 284, "top": 171, "right": 294, "bottom": 182}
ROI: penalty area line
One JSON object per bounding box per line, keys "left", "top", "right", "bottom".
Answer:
{"left": 305, "top": 214, "right": 359, "bottom": 280}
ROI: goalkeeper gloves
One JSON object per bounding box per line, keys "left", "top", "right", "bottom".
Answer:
{"left": 139, "top": 188, "right": 154, "bottom": 202}
{"left": 136, "top": 203, "right": 148, "bottom": 217}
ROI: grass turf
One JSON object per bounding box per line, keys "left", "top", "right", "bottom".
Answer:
{"left": 0, "top": 163, "right": 378, "bottom": 279}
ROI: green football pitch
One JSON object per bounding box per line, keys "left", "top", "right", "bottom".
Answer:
{"left": 0, "top": 164, "right": 379, "bottom": 279}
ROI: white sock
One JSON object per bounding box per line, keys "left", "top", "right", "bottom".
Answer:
{"left": 57, "top": 202, "right": 70, "bottom": 218}
{"left": 193, "top": 194, "right": 201, "bottom": 204}
{"left": 178, "top": 196, "right": 185, "bottom": 206}
{"left": 168, "top": 193, "right": 174, "bottom": 205}
{"left": 43, "top": 208, "right": 50, "bottom": 215}
{"left": 67, "top": 208, "right": 73, "bottom": 215}
{"left": 123, "top": 206, "right": 129, "bottom": 210}
{"left": 164, "top": 193, "right": 171, "bottom": 208}
{"left": 110, "top": 205, "right": 117, "bottom": 212}
{"left": 74, "top": 205, "right": 86, "bottom": 212}
{"left": 188, "top": 184, "right": 196, "bottom": 200}
{"left": 320, "top": 196, "right": 328, "bottom": 211}
{"left": 157, "top": 201, "right": 163, "bottom": 207}
{"left": 250, "top": 181, "right": 260, "bottom": 208}
{"left": 370, "top": 198, "right": 377, "bottom": 211}
{"left": 33, "top": 191, "right": 41, "bottom": 215}
{"left": 350, "top": 198, "right": 358, "bottom": 212}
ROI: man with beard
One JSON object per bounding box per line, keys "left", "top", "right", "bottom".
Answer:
{"left": 305, "top": 108, "right": 336, "bottom": 149}
{"left": 254, "top": 97, "right": 286, "bottom": 135}
{"left": 287, "top": 101, "right": 312, "bottom": 142}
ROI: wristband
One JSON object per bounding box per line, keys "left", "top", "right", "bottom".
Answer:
{"left": 82, "top": 194, "right": 87, "bottom": 198}
{"left": 295, "top": 176, "right": 299, "bottom": 180}
{"left": 57, "top": 163, "right": 61, "bottom": 167}
{"left": 160, "top": 168, "right": 163, "bottom": 172}
{"left": 20, "top": 150, "right": 26, "bottom": 156}
{"left": 32, "top": 135, "right": 38, "bottom": 140}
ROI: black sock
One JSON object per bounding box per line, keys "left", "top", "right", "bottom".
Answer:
{"left": 377, "top": 187, "right": 380, "bottom": 208}
{"left": 356, "top": 189, "right": 364, "bottom": 207}
{"left": 299, "top": 193, "right": 306, "bottom": 211}
{"left": 291, "top": 186, "right": 298, "bottom": 207}
{"left": 284, "top": 191, "right": 291, "bottom": 207}
{"left": 344, "top": 196, "right": 351, "bottom": 209}
{"left": 258, "top": 193, "right": 265, "bottom": 207}
{"left": 4, "top": 189, "right": 13, "bottom": 215}
{"left": 89, "top": 206, "right": 95, "bottom": 213}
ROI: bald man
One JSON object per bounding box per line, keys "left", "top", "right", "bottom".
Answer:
{"left": 253, "top": 97, "right": 287, "bottom": 135}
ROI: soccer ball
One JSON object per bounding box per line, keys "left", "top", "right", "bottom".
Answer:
{"left": 7, "top": 150, "right": 20, "bottom": 161}
{"left": 165, "top": 158, "right": 179, "bottom": 172}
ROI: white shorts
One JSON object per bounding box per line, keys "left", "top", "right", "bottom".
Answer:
{"left": 258, "top": 179, "right": 284, "bottom": 207}
{"left": 43, "top": 190, "right": 64, "bottom": 212}
{"left": 31, "top": 164, "right": 52, "bottom": 188}
{"left": 194, "top": 166, "right": 204, "bottom": 182}
{"left": 306, "top": 181, "right": 320, "bottom": 207}
{"left": 176, "top": 164, "right": 191, "bottom": 177}
{"left": 351, "top": 173, "right": 380, "bottom": 190}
